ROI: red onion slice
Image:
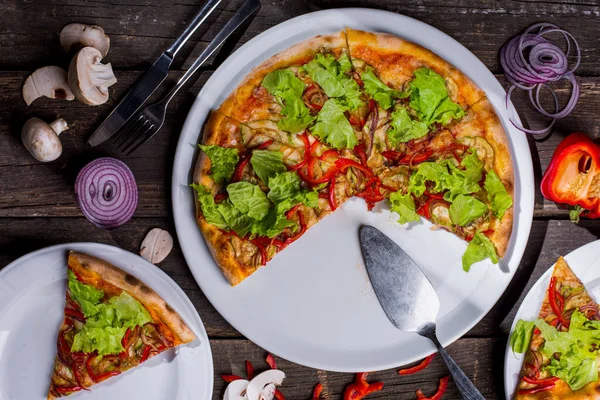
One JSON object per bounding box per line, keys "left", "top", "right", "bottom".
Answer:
{"left": 500, "top": 23, "right": 581, "bottom": 134}
{"left": 75, "top": 157, "right": 138, "bottom": 229}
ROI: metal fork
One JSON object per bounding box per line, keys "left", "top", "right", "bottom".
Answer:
{"left": 113, "top": 0, "right": 261, "bottom": 155}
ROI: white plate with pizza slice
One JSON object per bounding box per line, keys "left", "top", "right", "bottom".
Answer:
{"left": 172, "top": 8, "right": 534, "bottom": 371}
{"left": 504, "top": 240, "right": 600, "bottom": 399}
{"left": 0, "top": 243, "right": 212, "bottom": 400}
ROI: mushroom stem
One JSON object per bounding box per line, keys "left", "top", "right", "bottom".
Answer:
{"left": 90, "top": 62, "right": 118, "bottom": 90}
{"left": 49, "top": 118, "right": 69, "bottom": 135}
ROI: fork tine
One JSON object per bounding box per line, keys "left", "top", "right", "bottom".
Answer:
{"left": 124, "top": 123, "right": 161, "bottom": 155}
{"left": 111, "top": 115, "right": 143, "bottom": 148}
{"left": 117, "top": 119, "right": 151, "bottom": 152}
{"left": 121, "top": 121, "right": 154, "bottom": 154}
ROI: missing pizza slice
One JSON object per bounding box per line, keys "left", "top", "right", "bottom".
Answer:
{"left": 47, "top": 251, "right": 195, "bottom": 399}
{"left": 510, "top": 257, "right": 600, "bottom": 399}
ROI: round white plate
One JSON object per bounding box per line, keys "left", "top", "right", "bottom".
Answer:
{"left": 172, "top": 8, "right": 534, "bottom": 372}
{"left": 0, "top": 243, "right": 213, "bottom": 400}
{"left": 504, "top": 240, "right": 600, "bottom": 399}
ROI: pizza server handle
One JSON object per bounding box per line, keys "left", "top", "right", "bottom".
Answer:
{"left": 419, "top": 323, "right": 486, "bottom": 400}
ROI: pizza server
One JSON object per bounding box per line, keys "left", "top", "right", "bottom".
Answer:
{"left": 359, "top": 225, "right": 485, "bottom": 400}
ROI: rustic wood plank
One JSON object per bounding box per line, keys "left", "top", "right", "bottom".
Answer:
{"left": 1, "top": 70, "right": 599, "bottom": 217}
{"left": 210, "top": 337, "right": 501, "bottom": 399}
{"left": 2, "top": 1, "right": 599, "bottom": 76}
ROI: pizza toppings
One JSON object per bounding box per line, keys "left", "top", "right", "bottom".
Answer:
{"left": 200, "top": 145, "right": 240, "bottom": 184}
{"left": 343, "top": 372, "right": 384, "bottom": 400}
{"left": 398, "top": 354, "right": 436, "bottom": 375}
{"left": 360, "top": 68, "right": 407, "bottom": 109}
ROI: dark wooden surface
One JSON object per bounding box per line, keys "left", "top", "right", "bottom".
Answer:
{"left": 1, "top": 1, "right": 599, "bottom": 398}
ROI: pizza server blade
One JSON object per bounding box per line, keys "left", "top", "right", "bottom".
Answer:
{"left": 359, "top": 225, "right": 485, "bottom": 400}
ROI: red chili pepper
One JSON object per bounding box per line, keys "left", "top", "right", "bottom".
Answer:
{"left": 541, "top": 132, "right": 600, "bottom": 218}
{"left": 416, "top": 376, "right": 449, "bottom": 400}
{"left": 549, "top": 277, "right": 570, "bottom": 328}
{"left": 257, "top": 139, "right": 274, "bottom": 149}
{"left": 221, "top": 374, "right": 243, "bottom": 383}
{"left": 517, "top": 383, "right": 556, "bottom": 395}
{"left": 521, "top": 376, "right": 558, "bottom": 385}
{"left": 335, "top": 158, "right": 373, "bottom": 176}
{"left": 55, "top": 386, "right": 84, "bottom": 394}
{"left": 328, "top": 177, "right": 338, "bottom": 211}
{"left": 245, "top": 360, "right": 254, "bottom": 380}
{"left": 319, "top": 149, "right": 340, "bottom": 161}
{"left": 398, "top": 354, "right": 435, "bottom": 375}
{"left": 353, "top": 144, "right": 368, "bottom": 166}
{"left": 343, "top": 372, "right": 384, "bottom": 400}
{"left": 232, "top": 155, "right": 251, "bottom": 182}
{"left": 266, "top": 353, "right": 277, "bottom": 369}
{"left": 64, "top": 307, "right": 86, "bottom": 322}
{"left": 140, "top": 345, "right": 152, "bottom": 363}
{"left": 312, "top": 383, "right": 323, "bottom": 398}
{"left": 274, "top": 389, "right": 286, "bottom": 400}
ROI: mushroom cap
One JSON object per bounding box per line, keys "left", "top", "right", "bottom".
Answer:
{"left": 68, "top": 47, "right": 117, "bottom": 105}
{"left": 246, "top": 370, "right": 285, "bottom": 400}
{"left": 22, "top": 66, "right": 74, "bottom": 106}
{"left": 21, "top": 117, "right": 67, "bottom": 162}
{"left": 223, "top": 379, "right": 250, "bottom": 400}
{"left": 60, "top": 23, "right": 110, "bottom": 58}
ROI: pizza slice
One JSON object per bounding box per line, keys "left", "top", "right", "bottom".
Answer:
{"left": 47, "top": 251, "right": 195, "bottom": 399}
{"left": 511, "top": 257, "right": 600, "bottom": 399}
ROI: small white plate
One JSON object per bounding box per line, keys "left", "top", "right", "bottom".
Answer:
{"left": 504, "top": 240, "right": 600, "bottom": 399}
{"left": 0, "top": 243, "right": 213, "bottom": 400}
{"left": 172, "top": 8, "right": 534, "bottom": 372}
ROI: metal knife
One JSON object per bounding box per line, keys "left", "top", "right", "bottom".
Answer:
{"left": 359, "top": 225, "right": 485, "bottom": 400}
{"left": 88, "top": 0, "right": 223, "bottom": 146}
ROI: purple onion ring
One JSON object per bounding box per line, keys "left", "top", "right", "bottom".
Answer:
{"left": 75, "top": 157, "right": 138, "bottom": 229}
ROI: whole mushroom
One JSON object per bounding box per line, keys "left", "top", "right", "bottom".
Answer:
{"left": 21, "top": 117, "right": 69, "bottom": 162}
{"left": 22, "top": 66, "right": 74, "bottom": 106}
{"left": 60, "top": 23, "right": 110, "bottom": 57}
{"left": 68, "top": 47, "right": 117, "bottom": 105}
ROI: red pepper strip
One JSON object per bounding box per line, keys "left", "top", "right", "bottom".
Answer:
{"left": 549, "top": 277, "right": 570, "bottom": 328}
{"left": 298, "top": 165, "right": 339, "bottom": 185}
{"left": 335, "top": 158, "right": 373, "bottom": 176}
{"left": 55, "top": 386, "right": 84, "bottom": 394}
{"left": 287, "top": 158, "right": 308, "bottom": 171}
{"left": 94, "top": 371, "right": 121, "bottom": 383}
{"left": 257, "top": 139, "right": 274, "bottom": 149}
{"left": 64, "top": 317, "right": 75, "bottom": 326}
{"left": 71, "top": 359, "right": 89, "bottom": 391}
{"left": 382, "top": 150, "right": 403, "bottom": 162}
{"left": 122, "top": 328, "right": 132, "bottom": 348}
{"left": 353, "top": 144, "right": 368, "bottom": 166}
{"left": 221, "top": 374, "right": 243, "bottom": 383}
{"left": 416, "top": 376, "right": 449, "bottom": 400}
{"left": 266, "top": 353, "right": 277, "bottom": 369}
{"left": 250, "top": 238, "right": 268, "bottom": 265}
{"left": 274, "top": 389, "right": 286, "bottom": 400}
{"left": 424, "top": 191, "right": 446, "bottom": 201}
{"left": 482, "top": 229, "right": 495, "bottom": 237}
{"left": 232, "top": 155, "right": 251, "bottom": 182}
{"left": 356, "top": 77, "right": 364, "bottom": 87}
{"left": 308, "top": 157, "right": 319, "bottom": 180}
{"left": 307, "top": 102, "right": 323, "bottom": 112}
{"left": 368, "top": 99, "right": 376, "bottom": 113}
{"left": 398, "top": 151, "right": 434, "bottom": 166}
{"left": 517, "top": 383, "right": 556, "bottom": 395}
{"left": 140, "top": 345, "right": 152, "bottom": 363}
{"left": 328, "top": 177, "right": 338, "bottom": 211}
{"left": 284, "top": 210, "right": 306, "bottom": 246}
{"left": 245, "top": 360, "right": 254, "bottom": 380}
{"left": 64, "top": 307, "right": 86, "bottom": 322}
{"left": 521, "top": 376, "right": 558, "bottom": 385}
{"left": 343, "top": 372, "right": 384, "bottom": 400}
{"left": 313, "top": 383, "right": 323, "bottom": 398}
{"left": 398, "top": 354, "right": 435, "bottom": 375}
{"left": 69, "top": 267, "right": 85, "bottom": 282}
{"left": 214, "top": 193, "right": 228, "bottom": 203}
{"left": 319, "top": 149, "right": 340, "bottom": 161}
{"left": 349, "top": 114, "right": 362, "bottom": 127}
{"left": 533, "top": 327, "right": 541, "bottom": 335}
{"left": 85, "top": 355, "right": 96, "bottom": 382}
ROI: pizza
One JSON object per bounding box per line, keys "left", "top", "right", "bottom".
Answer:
{"left": 47, "top": 251, "right": 195, "bottom": 399}
{"left": 511, "top": 257, "right": 600, "bottom": 399}
{"left": 192, "top": 28, "right": 514, "bottom": 286}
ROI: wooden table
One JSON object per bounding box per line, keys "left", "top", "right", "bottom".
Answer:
{"left": 1, "top": 0, "right": 599, "bottom": 398}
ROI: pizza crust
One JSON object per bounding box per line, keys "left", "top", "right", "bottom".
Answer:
{"left": 68, "top": 251, "right": 195, "bottom": 344}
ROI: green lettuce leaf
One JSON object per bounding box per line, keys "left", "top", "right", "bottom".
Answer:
{"left": 68, "top": 270, "right": 104, "bottom": 317}
{"left": 449, "top": 194, "right": 488, "bottom": 226}
{"left": 191, "top": 184, "right": 228, "bottom": 229}
{"left": 462, "top": 232, "right": 498, "bottom": 271}
{"left": 303, "top": 53, "right": 363, "bottom": 110}
{"left": 443, "top": 152, "right": 483, "bottom": 201}
{"left": 216, "top": 200, "right": 254, "bottom": 237}
{"left": 109, "top": 291, "right": 153, "bottom": 329}
{"left": 72, "top": 326, "right": 127, "bottom": 356}
{"left": 361, "top": 69, "right": 407, "bottom": 109}
{"left": 408, "top": 162, "right": 451, "bottom": 197}
{"left": 262, "top": 69, "right": 315, "bottom": 132}
{"left": 198, "top": 145, "right": 239, "bottom": 184}
{"left": 510, "top": 319, "right": 535, "bottom": 354}
{"left": 338, "top": 52, "right": 353, "bottom": 74}
{"left": 250, "top": 209, "right": 297, "bottom": 238}
{"left": 409, "top": 68, "right": 464, "bottom": 126}
{"left": 311, "top": 99, "right": 357, "bottom": 149}
{"left": 389, "top": 191, "right": 420, "bottom": 224}
{"left": 267, "top": 171, "right": 318, "bottom": 213}
{"left": 387, "top": 107, "right": 429, "bottom": 145}
{"left": 227, "top": 181, "right": 271, "bottom": 220}
{"left": 250, "top": 150, "right": 286, "bottom": 184}
{"left": 484, "top": 170, "right": 513, "bottom": 219}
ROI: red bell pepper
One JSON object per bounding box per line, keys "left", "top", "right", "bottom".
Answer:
{"left": 245, "top": 360, "right": 254, "bottom": 380}
{"left": 274, "top": 389, "right": 286, "bottom": 400}
{"left": 343, "top": 372, "right": 384, "bottom": 400}
{"left": 64, "top": 307, "right": 86, "bottom": 322}
{"left": 517, "top": 383, "right": 556, "bottom": 395}
{"left": 221, "top": 374, "right": 243, "bottom": 383}
{"left": 416, "top": 376, "right": 449, "bottom": 400}
{"left": 312, "top": 383, "right": 323, "bottom": 398}
{"left": 521, "top": 376, "right": 558, "bottom": 386}
{"left": 328, "top": 177, "right": 338, "bottom": 211}
{"left": 398, "top": 354, "right": 435, "bottom": 375}
{"left": 266, "top": 353, "right": 277, "bottom": 369}
{"left": 541, "top": 132, "right": 600, "bottom": 219}
{"left": 549, "top": 277, "right": 569, "bottom": 328}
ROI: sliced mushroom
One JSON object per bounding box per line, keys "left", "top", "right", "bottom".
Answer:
{"left": 223, "top": 379, "right": 250, "bottom": 400}
{"left": 21, "top": 117, "right": 68, "bottom": 162}
{"left": 140, "top": 228, "right": 173, "bottom": 264}
{"left": 60, "top": 23, "right": 110, "bottom": 58}
{"left": 246, "top": 370, "right": 285, "bottom": 400}
{"left": 68, "top": 47, "right": 117, "bottom": 105}
{"left": 22, "top": 66, "right": 74, "bottom": 106}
